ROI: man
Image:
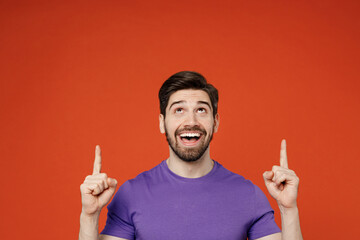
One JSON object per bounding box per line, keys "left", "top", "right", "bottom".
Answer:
{"left": 79, "top": 71, "right": 303, "bottom": 240}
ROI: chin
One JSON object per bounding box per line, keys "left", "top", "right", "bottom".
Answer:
{"left": 173, "top": 145, "right": 209, "bottom": 162}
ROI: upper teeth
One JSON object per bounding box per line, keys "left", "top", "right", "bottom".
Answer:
{"left": 180, "top": 133, "right": 201, "bottom": 137}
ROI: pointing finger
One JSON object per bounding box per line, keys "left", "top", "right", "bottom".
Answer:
{"left": 93, "top": 145, "right": 102, "bottom": 174}
{"left": 280, "top": 139, "right": 288, "bottom": 169}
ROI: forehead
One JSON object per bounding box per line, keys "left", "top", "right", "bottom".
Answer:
{"left": 168, "top": 89, "right": 211, "bottom": 106}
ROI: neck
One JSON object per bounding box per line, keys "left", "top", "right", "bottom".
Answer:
{"left": 167, "top": 147, "right": 214, "bottom": 178}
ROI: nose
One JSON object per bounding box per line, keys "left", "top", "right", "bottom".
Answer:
{"left": 183, "top": 112, "right": 199, "bottom": 127}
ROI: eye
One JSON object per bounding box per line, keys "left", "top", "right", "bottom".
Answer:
{"left": 197, "top": 108, "right": 207, "bottom": 113}
{"left": 175, "top": 108, "right": 183, "bottom": 113}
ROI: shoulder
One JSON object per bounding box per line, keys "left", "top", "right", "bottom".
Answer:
{"left": 129, "top": 161, "right": 165, "bottom": 184}
{"left": 216, "top": 163, "right": 273, "bottom": 213}
{"left": 116, "top": 161, "right": 165, "bottom": 196}
{"left": 215, "top": 162, "right": 258, "bottom": 194}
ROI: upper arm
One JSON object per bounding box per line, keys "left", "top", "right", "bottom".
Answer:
{"left": 254, "top": 232, "right": 281, "bottom": 240}
{"left": 100, "top": 234, "right": 129, "bottom": 240}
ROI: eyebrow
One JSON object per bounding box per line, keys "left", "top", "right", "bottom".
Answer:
{"left": 198, "top": 101, "right": 212, "bottom": 110}
{"left": 169, "top": 100, "right": 212, "bottom": 110}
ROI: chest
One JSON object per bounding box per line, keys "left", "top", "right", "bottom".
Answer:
{"left": 131, "top": 184, "right": 254, "bottom": 240}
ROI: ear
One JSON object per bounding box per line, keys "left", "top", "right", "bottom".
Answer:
{"left": 213, "top": 113, "right": 220, "bottom": 133}
{"left": 159, "top": 114, "right": 165, "bottom": 134}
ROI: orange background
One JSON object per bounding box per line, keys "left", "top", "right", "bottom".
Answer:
{"left": 1, "top": 0, "right": 359, "bottom": 239}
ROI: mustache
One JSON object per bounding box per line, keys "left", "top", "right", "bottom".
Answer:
{"left": 175, "top": 126, "right": 206, "bottom": 136}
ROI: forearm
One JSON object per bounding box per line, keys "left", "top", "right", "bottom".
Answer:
{"left": 79, "top": 212, "right": 101, "bottom": 240}
{"left": 280, "top": 207, "right": 303, "bottom": 240}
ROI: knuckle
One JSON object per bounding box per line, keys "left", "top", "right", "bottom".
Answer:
{"left": 85, "top": 175, "right": 93, "bottom": 181}
{"left": 94, "top": 184, "right": 100, "bottom": 191}
{"left": 96, "top": 179, "right": 104, "bottom": 185}
{"left": 103, "top": 179, "right": 109, "bottom": 188}
{"left": 272, "top": 165, "right": 279, "bottom": 171}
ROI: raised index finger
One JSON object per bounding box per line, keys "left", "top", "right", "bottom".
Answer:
{"left": 92, "top": 145, "right": 102, "bottom": 174}
{"left": 280, "top": 139, "right": 288, "bottom": 169}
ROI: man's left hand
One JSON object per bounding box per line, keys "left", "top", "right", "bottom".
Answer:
{"left": 263, "top": 139, "right": 300, "bottom": 211}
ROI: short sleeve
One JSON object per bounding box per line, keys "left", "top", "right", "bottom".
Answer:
{"left": 101, "top": 181, "right": 135, "bottom": 240}
{"left": 247, "top": 185, "right": 281, "bottom": 240}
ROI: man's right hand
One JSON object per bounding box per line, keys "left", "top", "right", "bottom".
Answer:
{"left": 80, "top": 145, "right": 118, "bottom": 216}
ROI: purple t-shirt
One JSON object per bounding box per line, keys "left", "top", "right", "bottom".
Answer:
{"left": 101, "top": 160, "right": 281, "bottom": 240}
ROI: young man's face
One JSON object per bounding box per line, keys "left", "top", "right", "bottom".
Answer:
{"left": 159, "top": 89, "right": 219, "bottom": 162}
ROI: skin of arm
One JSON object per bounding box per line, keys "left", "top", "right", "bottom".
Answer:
{"left": 258, "top": 140, "right": 303, "bottom": 240}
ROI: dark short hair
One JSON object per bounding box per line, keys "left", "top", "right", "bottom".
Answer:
{"left": 159, "top": 71, "right": 219, "bottom": 117}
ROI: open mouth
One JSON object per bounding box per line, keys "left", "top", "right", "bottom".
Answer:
{"left": 178, "top": 132, "right": 202, "bottom": 145}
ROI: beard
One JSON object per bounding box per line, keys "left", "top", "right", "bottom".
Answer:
{"left": 165, "top": 125, "right": 214, "bottom": 162}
